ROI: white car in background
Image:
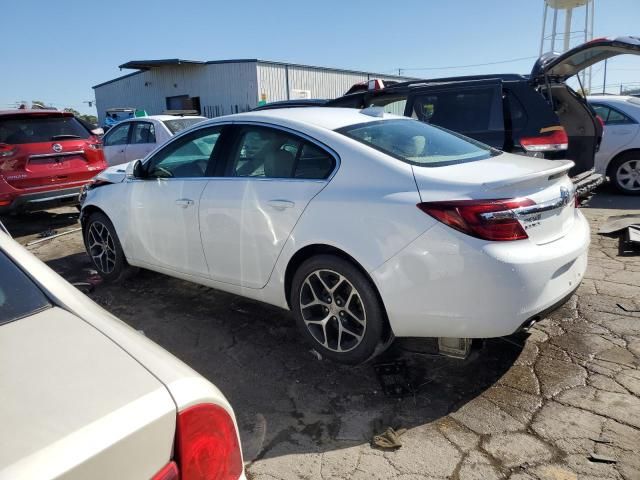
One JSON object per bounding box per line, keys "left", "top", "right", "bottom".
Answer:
{"left": 588, "top": 95, "right": 640, "bottom": 194}
{"left": 103, "top": 115, "right": 207, "bottom": 166}
{"left": 80, "top": 107, "right": 590, "bottom": 365}
{"left": 0, "top": 230, "right": 244, "bottom": 480}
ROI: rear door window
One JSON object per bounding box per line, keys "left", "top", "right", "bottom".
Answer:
{"left": 409, "top": 83, "right": 505, "bottom": 148}
{"left": 0, "top": 251, "right": 50, "bottom": 325}
{"left": 229, "top": 126, "right": 336, "bottom": 179}
{"left": 131, "top": 122, "right": 156, "bottom": 144}
{"left": 231, "top": 127, "right": 302, "bottom": 178}
{"left": 0, "top": 115, "right": 90, "bottom": 144}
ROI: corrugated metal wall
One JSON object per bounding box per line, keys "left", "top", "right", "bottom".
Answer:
{"left": 94, "top": 61, "right": 412, "bottom": 125}
{"left": 199, "top": 62, "right": 257, "bottom": 118}
{"left": 94, "top": 64, "right": 208, "bottom": 126}
{"left": 257, "top": 62, "right": 413, "bottom": 103}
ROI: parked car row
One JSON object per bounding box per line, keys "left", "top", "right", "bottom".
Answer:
{"left": 256, "top": 36, "right": 640, "bottom": 196}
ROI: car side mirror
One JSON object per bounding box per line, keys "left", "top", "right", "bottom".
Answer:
{"left": 127, "top": 159, "right": 146, "bottom": 179}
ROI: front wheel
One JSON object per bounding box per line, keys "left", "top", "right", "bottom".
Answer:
{"left": 290, "top": 254, "right": 386, "bottom": 364}
{"left": 84, "top": 212, "right": 136, "bottom": 282}
{"left": 609, "top": 153, "right": 640, "bottom": 195}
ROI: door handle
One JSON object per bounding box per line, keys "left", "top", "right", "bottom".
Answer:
{"left": 267, "top": 199, "right": 295, "bottom": 210}
{"left": 175, "top": 198, "right": 194, "bottom": 208}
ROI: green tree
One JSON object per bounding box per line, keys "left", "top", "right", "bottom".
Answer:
{"left": 63, "top": 108, "right": 98, "bottom": 126}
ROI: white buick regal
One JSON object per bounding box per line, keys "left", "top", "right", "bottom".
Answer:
{"left": 0, "top": 230, "right": 244, "bottom": 480}
{"left": 80, "top": 107, "right": 590, "bottom": 364}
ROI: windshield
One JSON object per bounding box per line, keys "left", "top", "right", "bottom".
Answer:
{"left": 0, "top": 115, "right": 91, "bottom": 144}
{"left": 337, "top": 119, "right": 497, "bottom": 167}
{"left": 0, "top": 250, "right": 50, "bottom": 325}
{"left": 163, "top": 117, "right": 206, "bottom": 135}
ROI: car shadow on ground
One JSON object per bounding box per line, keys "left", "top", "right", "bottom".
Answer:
{"left": 0, "top": 207, "right": 79, "bottom": 239}
{"left": 46, "top": 252, "right": 525, "bottom": 463}
{"left": 584, "top": 184, "right": 638, "bottom": 210}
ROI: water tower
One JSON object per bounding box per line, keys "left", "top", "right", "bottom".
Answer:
{"left": 540, "top": 0, "right": 594, "bottom": 89}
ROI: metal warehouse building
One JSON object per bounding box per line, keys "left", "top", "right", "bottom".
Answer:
{"left": 93, "top": 59, "right": 413, "bottom": 126}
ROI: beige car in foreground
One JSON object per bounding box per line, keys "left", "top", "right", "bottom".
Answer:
{"left": 0, "top": 229, "right": 245, "bottom": 480}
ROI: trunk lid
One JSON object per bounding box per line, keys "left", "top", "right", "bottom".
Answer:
{"left": 531, "top": 36, "right": 640, "bottom": 82}
{"left": 413, "top": 152, "right": 577, "bottom": 245}
{"left": 0, "top": 307, "right": 176, "bottom": 479}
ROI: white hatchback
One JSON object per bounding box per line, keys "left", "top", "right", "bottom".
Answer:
{"left": 0, "top": 231, "right": 244, "bottom": 480}
{"left": 103, "top": 115, "right": 207, "bottom": 166}
{"left": 80, "top": 107, "right": 590, "bottom": 364}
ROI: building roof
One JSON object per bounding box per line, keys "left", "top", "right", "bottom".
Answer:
{"left": 118, "top": 59, "right": 205, "bottom": 69}
{"left": 93, "top": 59, "right": 414, "bottom": 89}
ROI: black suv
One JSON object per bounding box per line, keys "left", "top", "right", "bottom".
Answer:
{"left": 258, "top": 37, "right": 640, "bottom": 196}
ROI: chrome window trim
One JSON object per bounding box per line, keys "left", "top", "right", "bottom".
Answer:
{"left": 135, "top": 119, "right": 341, "bottom": 183}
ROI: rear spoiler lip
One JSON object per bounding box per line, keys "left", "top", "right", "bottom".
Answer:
{"left": 481, "top": 160, "right": 574, "bottom": 190}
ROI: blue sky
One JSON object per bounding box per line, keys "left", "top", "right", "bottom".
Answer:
{"left": 2, "top": 0, "right": 639, "bottom": 115}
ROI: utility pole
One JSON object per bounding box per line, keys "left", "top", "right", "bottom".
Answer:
{"left": 602, "top": 58, "right": 607, "bottom": 94}
{"left": 398, "top": 68, "right": 402, "bottom": 76}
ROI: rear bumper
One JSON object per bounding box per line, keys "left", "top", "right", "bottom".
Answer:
{"left": 0, "top": 185, "right": 82, "bottom": 214}
{"left": 571, "top": 169, "right": 604, "bottom": 198}
{"left": 371, "top": 210, "right": 590, "bottom": 338}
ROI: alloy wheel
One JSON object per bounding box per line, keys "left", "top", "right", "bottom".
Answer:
{"left": 299, "top": 269, "right": 367, "bottom": 353}
{"left": 87, "top": 221, "right": 116, "bottom": 274}
{"left": 616, "top": 159, "right": 640, "bottom": 191}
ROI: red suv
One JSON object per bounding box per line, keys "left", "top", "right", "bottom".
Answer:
{"left": 0, "top": 110, "right": 107, "bottom": 214}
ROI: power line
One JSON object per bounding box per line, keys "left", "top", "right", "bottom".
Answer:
{"left": 399, "top": 56, "right": 538, "bottom": 72}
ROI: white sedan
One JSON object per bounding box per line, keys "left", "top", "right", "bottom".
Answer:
{"left": 0, "top": 230, "right": 244, "bottom": 480}
{"left": 103, "top": 115, "right": 207, "bottom": 166}
{"left": 80, "top": 107, "right": 590, "bottom": 364}
{"left": 588, "top": 95, "right": 640, "bottom": 194}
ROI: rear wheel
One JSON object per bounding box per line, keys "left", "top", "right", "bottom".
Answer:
{"left": 291, "top": 255, "right": 386, "bottom": 364}
{"left": 84, "top": 212, "right": 136, "bottom": 282}
{"left": 609, "top": 152, "right": 640, "bottom": 195}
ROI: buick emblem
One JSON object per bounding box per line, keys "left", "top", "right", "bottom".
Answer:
{"left": 52, "top": 143, "right": 62, "bottom": 153}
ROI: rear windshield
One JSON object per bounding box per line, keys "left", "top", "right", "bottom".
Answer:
{"left": 0, "top": 250, "right": 50, "bottom": 326}
{"left": 337, "top": 119, "right": 497, "bottom": 167}
{"left": 0, "top": 115, "right": 90, "bottom": 144}
{"left": 163, "top": 118, "right": 205, "bottom": 135}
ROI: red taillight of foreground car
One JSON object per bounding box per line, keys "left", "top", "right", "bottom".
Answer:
{"left": 417, "top": 198, "right": 536, "bottom": 241}
{"left": 176, "top": 403, "right": 243, "bottom": 480}
{"left": 520, "top": 127, "right": 569, "bottom": 152}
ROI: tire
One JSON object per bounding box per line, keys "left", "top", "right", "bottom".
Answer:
{"left": 608, "top": 152, "right": 640, "bottom": 195}
{"left": 84, "top": 212, "right": 137, "bottom": 282}
{"left": 290, "top": 254, "right": 386, "bottom": 364}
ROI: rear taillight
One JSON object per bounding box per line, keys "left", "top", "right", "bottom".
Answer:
{"left": 86, "top": 136, "right": 103, "bottom": 150}
{"left": 520, "top": 127, "right": 568, "bottom": 152}
{"left": 0, "top": 143, "right": 17, "bottom": 158}
{"left": 152, "top": 461, "right": 179, "bottom": 480}
{"left": 417, "top": 198, "right": 535, "bottom": 241}
{"left": 176, "top": 403, "right": 243, "bottom": 480}
{"left": 596, "top": 115, "right": 605, "bottom": 129}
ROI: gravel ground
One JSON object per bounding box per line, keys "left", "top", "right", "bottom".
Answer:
{"left": 4, "top": 186, "right": 640, "bottom": 480}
